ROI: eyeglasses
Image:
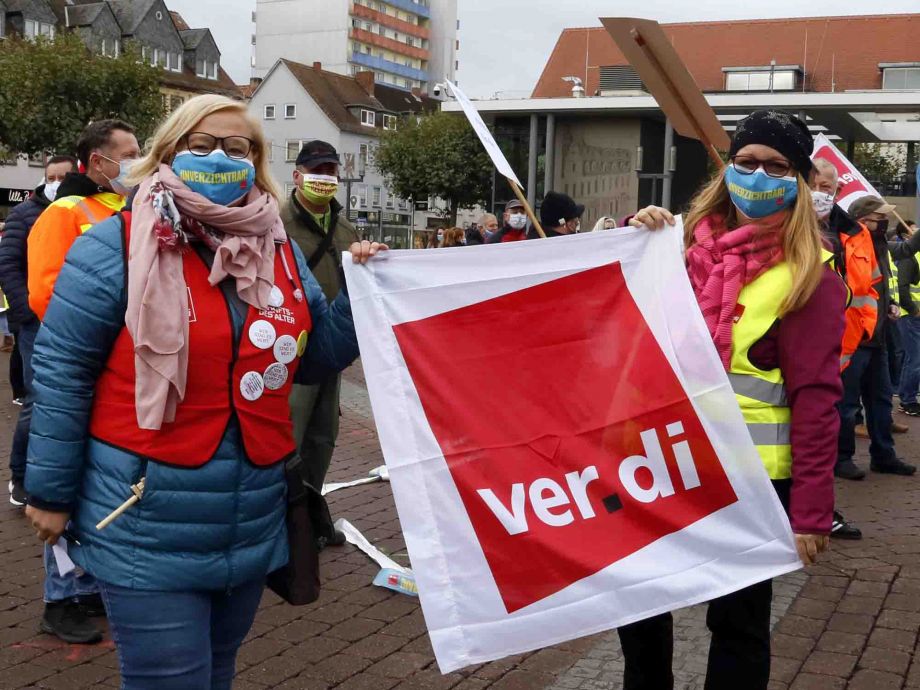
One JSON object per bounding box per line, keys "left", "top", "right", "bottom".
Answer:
{"left": 730, "top": 156, "right": 793, "bottom": 179}
{"left": 183, "top": 132, "right": 254, "bottom": 160}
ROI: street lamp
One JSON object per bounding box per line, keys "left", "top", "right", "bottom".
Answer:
{"left": 342, "top": 151, "right": 366, "bottom": 223}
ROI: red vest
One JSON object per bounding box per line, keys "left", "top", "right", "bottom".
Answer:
{"left": 89, "top": 213, "right": 312, "bottom": 467}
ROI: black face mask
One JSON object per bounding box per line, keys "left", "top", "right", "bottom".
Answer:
{"left": 873, "top": 219, "right": 890, "bottom": 236}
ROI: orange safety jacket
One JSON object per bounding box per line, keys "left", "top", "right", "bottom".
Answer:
{"left": 838, "top": 222, "right": 881, "bottom": 370}
{"left": 27, "top": 192, "right": 124, "bottom": 320}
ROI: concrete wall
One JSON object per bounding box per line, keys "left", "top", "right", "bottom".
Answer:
{"left": 554, "top": 119, "right": 641, "bottom": 228}
{"left": 890, "top": 196, "right": 918, "bottom": 225}
{"left": 253, "top": 0, "right": 349, "bottom": 79}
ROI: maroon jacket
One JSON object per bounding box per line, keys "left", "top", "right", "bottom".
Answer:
{"left": 748, "top": 266, "right": 847, "bottom": 534}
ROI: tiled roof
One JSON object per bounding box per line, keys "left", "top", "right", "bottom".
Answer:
{"left": 106, "top": 0, "right": 158, "bottom": 35}
{"left": 64, "top": 2, "right": 106, "bottom": 27}
{"left": 179, "top": 27, "right": 208, "bottom": 50}
{"left": 533, "top": 14, "right": 920, "bottom": 98}
{"left": 278, "top": 59, "right": 436, "bottom": 135}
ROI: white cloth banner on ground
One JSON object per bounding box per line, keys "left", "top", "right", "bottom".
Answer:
{"left": 812, "top": 133, "right": 881, "bottom": 212}
{"left": 343, "top": 223, "right": 801, "bottom": 673}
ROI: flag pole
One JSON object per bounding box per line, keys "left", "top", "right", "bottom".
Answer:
{"left": 510, "top": 179, "right": 546, "bottom": 238}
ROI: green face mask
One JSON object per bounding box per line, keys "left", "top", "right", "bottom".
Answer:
{"left": 300, "top": 173, "right": 338, "bottom": 205}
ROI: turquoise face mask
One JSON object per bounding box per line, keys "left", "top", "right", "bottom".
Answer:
{"left": 724, "top": 166, "right": 798, "bottom": 219}
{"left": 171, "top": 150, "right": 255, "bottom": 205}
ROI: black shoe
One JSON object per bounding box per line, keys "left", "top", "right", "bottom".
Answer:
{"left": 831, "top": 511, "right": 863, "bottom": 540}
{"left": 8, "top": 480, "right": 26, "bottom": 507}
{"left": 870, "top": 459, "right": 917, "bottom": 476}
{"left": 899, "top": 402, "right": 920, "bottom": 417}
{"left": 40, "top": 599, "right": 102, "bottom": 644}
{"left": 77, "top": 593, "right": 106, "bottom": 618}
{"left": 834, "top": 461, "right": 867, "bottom": 480}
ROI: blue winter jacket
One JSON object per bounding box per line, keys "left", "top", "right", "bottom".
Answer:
{"left": 25, "top": 215, "right": 359, "bottom": 591}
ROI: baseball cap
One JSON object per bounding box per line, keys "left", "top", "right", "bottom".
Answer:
{"left": 296, "top": 140, "right": 340, "bottom": 168}
{"left": 505, "top": 199, "right": 525, "bottom": 212}
{"left": 848, "top": 196, "right": 896, "bottom": 220}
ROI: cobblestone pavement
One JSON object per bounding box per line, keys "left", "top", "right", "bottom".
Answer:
{"left": 0, "top": 356, "right": 918, "bottom": 689}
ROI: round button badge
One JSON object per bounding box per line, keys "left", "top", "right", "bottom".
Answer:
{"left": 274, "top": 335, "right": 298, "bottom": 365}
{"left": 239, "top": 371, "right": 265, "bottom": 402}
{"left": 268, "top": 286, "right": 284, "bottom": 308}
{"left": 248, "top": 320, "right": 276, "bottom": 350}
{"left": 296, "top": 330, "right": 309, "bottom": 357}
{"left": 263, "top": 362, "right": 289, "bottom": 390}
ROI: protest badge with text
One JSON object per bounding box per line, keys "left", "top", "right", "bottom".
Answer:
{"left": 343, "top": 222, "right": 801, "bottom": 673}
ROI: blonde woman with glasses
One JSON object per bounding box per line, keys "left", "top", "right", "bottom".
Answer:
{"left": 24, "top": 94, "right": 385, "bottom": 689}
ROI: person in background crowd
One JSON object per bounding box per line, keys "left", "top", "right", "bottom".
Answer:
{"left": 592, "top": 216, "right": 617, "bottom": 231}
{"left": 439, "top": 227, "right": 465, "bottom": 247}
{"left": 836, "top": 196, "right": 918, "bottom": 480}
{"left": 281, "top": 140, "right": 359, "bottom": 541}
{"left": 893, "top": 219, "right": 920, "bottom": 416}
{"left": 625, "top": 110, "right": 844, "bottom": 689}
{"left": 26, "top": 121, "right": 140, "bottom": 644}
{"left": 529, "top": 191, "right": 584, "bottom": 239}
{"left": 487, "top": 199, "right": 529, "bottom": 244}
{"left": 466, "top": 214, "right": 497, "bottom": 246}
{"left": 0, "top": 154, "right": 78, "bottom": 508}
{"left": 24, "top": 95, "right": 385, "bottom": 690}
{"left": 807, "top": 160, "right": 863, "bottom": 540}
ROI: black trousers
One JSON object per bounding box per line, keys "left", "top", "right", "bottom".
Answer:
{"left": 616, "top": 480, "right": 790, "bottom": 690}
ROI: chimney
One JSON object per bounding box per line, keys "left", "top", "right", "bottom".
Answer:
{"left": 356, "top": 70, "right": 375, "bottom": 97}
{"left": 312, "top": 61, "right": 322, "bottom": 72}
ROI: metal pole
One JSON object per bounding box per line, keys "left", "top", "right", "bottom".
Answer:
{"left": 544, "top": 113, "right": 556, "bottom": 196}
{"left": 661, "top": 118, "right": 674, "bottom": 209}
{"left": 527, "top": 114, "right": 539, "bottom": 210}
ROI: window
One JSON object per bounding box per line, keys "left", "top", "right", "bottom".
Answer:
{"left": 169, "top": 95, "right": 184, "bottom": 112}
{"left": 196, "top": 58, "right": 207, "bottom": 77}
{"left": 361, "top": 109, "right": 376, "bottom": 127}
{"left": 24, "top": 19, "right": 37, "bottom": 39}
{"left": 385, "top": 194, "right": 395, "bottom": 209}
{"left": 39, "top": 23, "right": 54, "bottom": 38}
{"left": 209, "top": 61, "right": 218, "bottom": 80}
{"left": 28, "top": 150, "right": 46, "bottom": 167}
{"left": 357, "top": 185, "right": 368, "bottom": 207}
{"left": 169, "top": 52, "right": 181, "bottom": 72}
{"left": 284, "top": 104, "right": 296, "bottom": 119}
{"left": 399, "top": 198, "right": 408, "bottom": 211}
{"left": 285, "top": 140, "right": 301, "bottom": 162}
{"left": 382, "top": 114, "right": 397, "bottom": 130}
{"left": 883, "top": 67, "right": 920, "bottom": 90}
{"left": 359, "top": 143, "right": 370, "bottom": 170}
{"left": 114, "top": 39, "right": 120, "bottom": 57}
{"left": 372, "top": 186, "right": 381, "bottom": 206}
{"left": 406, "top": 36, "right": 414, "bottom": 47}
{"left": 151, "top": 48, "right": 159, "bottom": 67}
{"left": 724, "top": 69, "right": 797, "bottom": 92}
{"left": 141, "top": 45, "right": 148, "bottom": 62}
{"left": 263, "top": 104, "right": 276, "bottom": 119}
{"left": 101, "top": 39, "right": 107, "bottom": 56}
{"left": 284, "top": 182, "right": 295, "bottom": 196}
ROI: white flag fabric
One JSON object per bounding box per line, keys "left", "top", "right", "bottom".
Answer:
{"left": 343, "top": 222, "right": 801, "bottom": 673}
{"left": 812, "top": 133, "right": 882, "bottom": 212}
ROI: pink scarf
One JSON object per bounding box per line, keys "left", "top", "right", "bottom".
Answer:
{"left": 127, "top": 164, "right": 286, "bottom": 430}
{"left": 685, "top": 214, "right": 785, "bottom": 369}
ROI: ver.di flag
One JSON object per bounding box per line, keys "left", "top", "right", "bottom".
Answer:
{"left": 343, "top": 222, "right": 801, "bottom": 673}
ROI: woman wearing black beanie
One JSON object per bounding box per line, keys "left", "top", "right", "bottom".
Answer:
{"left": 622, "top": 111, "right": 846, "bottom": 689}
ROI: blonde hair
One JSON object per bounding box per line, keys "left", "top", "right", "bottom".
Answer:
{"left": 125, "top": 94, "right": 280, "bottom": 199}
{"left": 684, "top": 171, "right": 823, "bottom": 316}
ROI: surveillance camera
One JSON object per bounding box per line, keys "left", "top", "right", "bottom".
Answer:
{"left": 433, "top": 84, "right": 442, "bottom": 96}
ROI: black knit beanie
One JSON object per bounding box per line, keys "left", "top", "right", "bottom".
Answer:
{"left": 728, "top": 110, "right": 813, "bottom": 177}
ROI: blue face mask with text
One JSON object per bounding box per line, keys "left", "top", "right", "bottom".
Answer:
{"left": 171, "top": 150, "right": 255, "bottom": 206}
{"left": 724, "top": 166, "right": 798, "bottom": 219}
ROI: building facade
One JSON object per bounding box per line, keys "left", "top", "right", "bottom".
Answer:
{"left": 444, "top": 14, "right": 920, "bottom": 227}
{"left": 252, "top": 0, "right": 457, "bottom": 96}
{"left": 250, "top": 58, "right": 440, "bottom": 247}
{"left": 0, "top": 0, "right": 241, "bottom": 214}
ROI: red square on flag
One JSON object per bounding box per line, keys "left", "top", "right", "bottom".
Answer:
{"left": 393, "top": 263, "right": 738, "bottom": 613}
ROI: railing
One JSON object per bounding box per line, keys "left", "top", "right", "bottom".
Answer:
{"left": 351, "top": 52, "right": 428, "bottom": 82}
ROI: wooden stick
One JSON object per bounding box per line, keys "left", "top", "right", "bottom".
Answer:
{"left": 96, "top": 478, "right": 146, "bottom": 530}
{"left": 629, "top": 28, "right": 725, "bottom": 171}
{"left": 510, "top": 179, "right": 546, "bottom": 238}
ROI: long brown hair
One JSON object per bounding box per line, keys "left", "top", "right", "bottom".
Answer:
{"left": 684, "top": 172, "right": 823, "bottom": 316}
{"left": 439, "top": 227, "right": 465, "bottom": 248}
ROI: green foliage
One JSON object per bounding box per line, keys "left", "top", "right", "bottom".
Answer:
{"left": 853, "top": 143, "right": 905, "bottom": 184}
{"left": 374, "top": 111, "right": 493, "bottom": 225}
{"left": 0, "top": 33, "right": 164, "bottom": 157}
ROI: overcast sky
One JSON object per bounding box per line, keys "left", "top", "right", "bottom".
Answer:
{"left": 167, "top": 0, "right": 918, "bottom": 98}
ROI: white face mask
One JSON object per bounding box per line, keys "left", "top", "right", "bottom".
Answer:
{"left": 44, "top": 180, "right": 61, "bottom": 202}
{"left": 508, "top": 213, "right": 527, "bottom": 230}
{"left": 811, "top": 190, "right": 835, "bottom": 220}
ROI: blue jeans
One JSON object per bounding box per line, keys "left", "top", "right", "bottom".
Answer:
{"left": 9, "top": 319, "right": 38, "bottom": 483}
{"left": 838, "top": 345, "right": 897, "bottom": 466}
{"left": 43, "top": 533, "right": 98, "bottom": 603}
{"left": 98, "top": 579, "right": 265, "bottom": 690}
{"left": 898, "top": 317, "right": 920, "bottom": 405}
